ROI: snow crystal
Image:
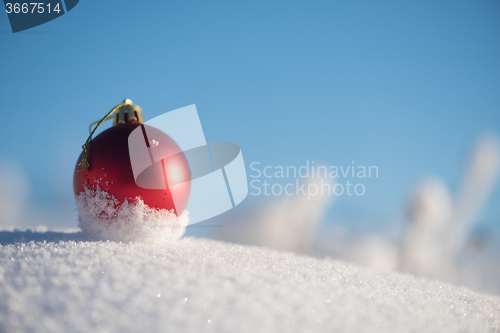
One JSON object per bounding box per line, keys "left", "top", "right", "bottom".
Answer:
{"left": 75, "top": 186, "right": 188, "bottom": 243}
{"left": 0, "top": 230, "right": 499, "bottom": 333}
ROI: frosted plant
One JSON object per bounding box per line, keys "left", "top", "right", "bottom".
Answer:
{"left": 400, "top": 178, "right": 454, "bottom": 278}
{"left": 401, "top": 134, "right": 500, "bottom": 280}
{"left": 446, "top": 134, "right": 500, "bottom": 256}
{"left": 0, "top": 161, "right": 29, "bottom": 227}
{"left": 342, "top": 235, "right": 400, "bottom": 272}
{"left": 215, "top": 176, "right": 333, "bottom": 254}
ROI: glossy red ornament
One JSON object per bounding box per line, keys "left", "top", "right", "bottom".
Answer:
{"left": 73, "top": 120, "right": 191, "bottom": 215}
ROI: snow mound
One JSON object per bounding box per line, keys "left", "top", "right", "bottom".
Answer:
{"left": 75, "top": 187, "right": 188, "bottom": 243}
{"left": 0, "top": 230, "right": 499, "bottom": 333}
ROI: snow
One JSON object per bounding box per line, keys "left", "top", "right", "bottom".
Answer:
{"left": 1, "top": 229, "right": 499, "bottom": 333}
{"left": 75, "top": 187, "right": 189, "bottom": 244}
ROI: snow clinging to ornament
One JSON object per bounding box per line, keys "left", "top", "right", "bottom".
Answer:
{"left": 74, "top": 99, "right": 248, "bottom": 243}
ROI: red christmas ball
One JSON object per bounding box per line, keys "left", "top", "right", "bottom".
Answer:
{"left": 73, "top": 123, "right": 191, "bottom": 215}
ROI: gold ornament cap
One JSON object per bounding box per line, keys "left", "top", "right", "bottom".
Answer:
{"left": 113, "top": 99, "right": 144, "bottom": 125}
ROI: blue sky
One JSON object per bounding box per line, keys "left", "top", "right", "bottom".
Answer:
{"left": 1, "top": 0, "right": 499, "bottom": 231}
